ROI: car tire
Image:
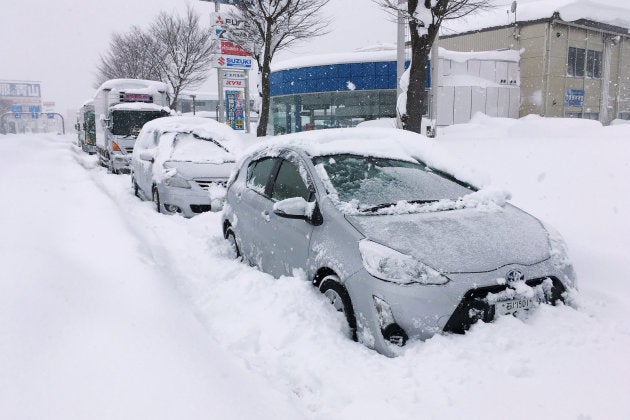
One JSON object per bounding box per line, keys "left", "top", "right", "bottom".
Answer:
{"left": 153, "top": 187, "right": 161, "bottom": 213}
{"left": 320, "top": 276, "right": 358, "bottom": 341}
{"left": 132, "top": 177, "right": 140, "bottom": 199}
{"left": 225, "top": 229, "right": 241, "bottom": 259}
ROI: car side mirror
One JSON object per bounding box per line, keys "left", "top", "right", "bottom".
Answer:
{"left": 139, "top": 150, "right": 155, "bottom": 163}
{"left": 273, "top": 197, "right": 313, "bottom": 220}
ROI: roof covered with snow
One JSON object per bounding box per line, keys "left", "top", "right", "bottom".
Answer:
{"left": 109, "top": 103, "right": 170, "bottom": 113}
{"left": 96, "top": 79, "right": 168, "bottom": 94}
{"left": 442, "top": 0, "right": 630, "bottom": 36}
{"left": 246, "top": 127, "right": 488, "bottom": 188}
{"left": 273, "top": 46, "right": 520, "bottom": 72}
{"left": 140, "top": 116, "right": 241, "bottom": 143}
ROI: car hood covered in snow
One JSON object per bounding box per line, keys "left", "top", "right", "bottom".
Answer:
{"left": 346, "top": 204, "right": 551, "bottom": 273}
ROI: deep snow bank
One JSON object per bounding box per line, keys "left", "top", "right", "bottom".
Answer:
{"left": 1, "top": 117, "right": 630, "bottom": 420}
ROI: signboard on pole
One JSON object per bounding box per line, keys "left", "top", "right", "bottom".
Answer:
{"left": 223, "top": 71, "right": 247, "bottom": 80}
{"left": 0, "top": 82, "right": 41, "bottom": 99}
{"left": 213, "top": 55, "right": 253, "bottom": 69}
{"left": 225, "top": 90, "right": 245, "bottom": 131}
{"left": 223, "top": 78, "right": 246, "bottom": 88}
{"left": 220, "top": 40, "right": 250, "bottom": 56}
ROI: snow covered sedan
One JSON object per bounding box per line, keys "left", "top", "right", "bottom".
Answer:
{"left": 131, "top": 116, "right": 239, "bottom": 217}
{"left": 222, "top": 127, "right": 577, "bottom": 356}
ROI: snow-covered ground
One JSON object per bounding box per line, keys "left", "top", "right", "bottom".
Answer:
{"left": 1, "top": 116, "right": 629, "bottom": 419}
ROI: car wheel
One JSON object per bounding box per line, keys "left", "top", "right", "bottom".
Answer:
{"left": 152, "top": 187, "right": 161, "bottom": 213}
{"left": 132, "top": 178, "right": 140, "bottom": 199}
{"left": 320, "top": 275, "right": 358, "bottom": 341}
{"left": 225, "top": 229, "right": 241, "bottom": 259}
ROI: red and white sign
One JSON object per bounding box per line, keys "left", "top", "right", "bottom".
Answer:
{"left": 220, "top": 41, "right": 250, "bottom": 57}
{"left": 223, "top": 79, "right": 245, "bottom": 88}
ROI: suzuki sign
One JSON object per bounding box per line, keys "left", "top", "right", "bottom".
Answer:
{"left": 213, "top": 55, "right": 253, "bottom": 69}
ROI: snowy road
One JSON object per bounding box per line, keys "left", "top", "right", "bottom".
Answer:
{"left": 1, "top": 117, "right": 630, "bottom": 419}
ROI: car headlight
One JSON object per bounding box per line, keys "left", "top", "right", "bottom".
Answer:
{"left": 164, "top": 174, "right": 191, "bottom": 189}
{"left": 358, "top": 240, "right": 449, "bottom": 285}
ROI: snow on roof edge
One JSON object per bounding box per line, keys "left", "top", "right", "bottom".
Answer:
{"left": 273, "top": 47, "right": 519, "bottom": 72}
{"left": 441, "top": 0, "right": 630, "bottom": 37}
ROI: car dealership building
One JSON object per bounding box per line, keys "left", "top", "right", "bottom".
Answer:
{"left": 268, "top": 46, "right": 521, "bottom": 135}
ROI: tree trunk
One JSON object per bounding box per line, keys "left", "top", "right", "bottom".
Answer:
{"left": 257, "top": 59, "right": 271, "bottom": 137}
{"left": 404, "top": 0, "right": 439, "bottom": 134}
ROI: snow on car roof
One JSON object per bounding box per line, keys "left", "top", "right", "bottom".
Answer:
{"left": 140, "top": 116, "right": 241, "bottom": 142}
{"left": 442, "top": 0, "right": 630, "bottom": 36}
{"left": 244, "top": 127, "right": 489, "bottom": 188}
{"left": 96, "top": 78, "right": 169, "bottom": 94}
{"left": 109, "top": 102, "right": 170, "bottom": 112}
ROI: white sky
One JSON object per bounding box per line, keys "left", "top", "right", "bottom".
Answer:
{"left": 0, "top": 0, "right": 627, "bottom": 114}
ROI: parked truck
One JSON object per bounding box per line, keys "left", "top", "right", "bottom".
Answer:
{"left": 75, "top": 100, "right": 96, "bottom": 154}
{"left": 94, "top": 79, "right": 170, "bottom": 173}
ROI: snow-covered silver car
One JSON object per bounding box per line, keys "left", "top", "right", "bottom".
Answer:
{"left": 222, "top": 128, "right": 577, "bottom": 356}
{"left": 132, "top": 116, "right": 239, "bottom": 217}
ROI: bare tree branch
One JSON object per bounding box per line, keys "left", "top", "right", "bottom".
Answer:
{"left": 94, "top": 7, "right": 214, "bottom": 110}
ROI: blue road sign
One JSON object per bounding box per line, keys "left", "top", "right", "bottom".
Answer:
{"left": 14, "top": 113, "right": 21, "bottom": 119}
{"left": 32, "top": 113, "right": 40, "bottom": 119}
{"left": 11, "top": 105, "right": 22, "bottom": 113}
{"left": 47, "top": 113, "right": 55, "bottom": 119}
{"left": 28, "top": 105, "right": 41, "bottom": 113}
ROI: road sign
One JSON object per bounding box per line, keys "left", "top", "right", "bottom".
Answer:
{"left": 213, "top": 55, "right": 253, "bottom": 69}
{"left": 47, "top": 113, "right": 55, "bottom": 119}
{"left": 11, "top": 105, "right": 23, "bottom": 113}
{"left": 28, "top": 105, "right": 41, "bottom": 113}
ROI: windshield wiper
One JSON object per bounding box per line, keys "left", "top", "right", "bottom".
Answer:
{"left": 360, "top": 199, "right": 439, "bottom": 213}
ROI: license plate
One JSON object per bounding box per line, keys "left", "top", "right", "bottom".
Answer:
{"left": 495, "top": 298, "right": 534, "bottom": 316}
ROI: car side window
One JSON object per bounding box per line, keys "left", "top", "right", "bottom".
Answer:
{"left": 246, "top": 157, "right": 278, "bottom": 195}
{"left": 136, "top": 129, "right": 151, "bottom": 149}
{"left": 271, "top": 160, "right": 311, "bottom": 202}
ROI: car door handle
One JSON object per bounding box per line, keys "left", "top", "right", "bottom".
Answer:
{"left": 262, "top": 210, "right": 271, "bottom": 222}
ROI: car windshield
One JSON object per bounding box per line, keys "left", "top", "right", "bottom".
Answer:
{"left": 170, "top": 132, "right": 233, "bottom": 163}
{"left": 111, "top": 110, "right": 168, "bottom": 137}
{"left": 312, "top": 154, "right": 474, "bottom": 212}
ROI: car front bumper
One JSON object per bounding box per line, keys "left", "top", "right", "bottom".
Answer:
{"left": 345, "top": 257, "right": 576, "bottom": 356}
{"left": 158, "top": 183, "right": 223, "bottom": 218}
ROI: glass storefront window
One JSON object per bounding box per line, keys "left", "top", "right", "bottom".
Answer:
{"left": 270, "top": 90, "right": 400, "bottom": 135}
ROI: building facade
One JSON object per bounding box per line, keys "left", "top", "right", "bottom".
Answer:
{"left": 268, "top": 48, "right": 521, "bottom": 134}
{"left": 440, "top": 5, "right": 630, "bottom": 123}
